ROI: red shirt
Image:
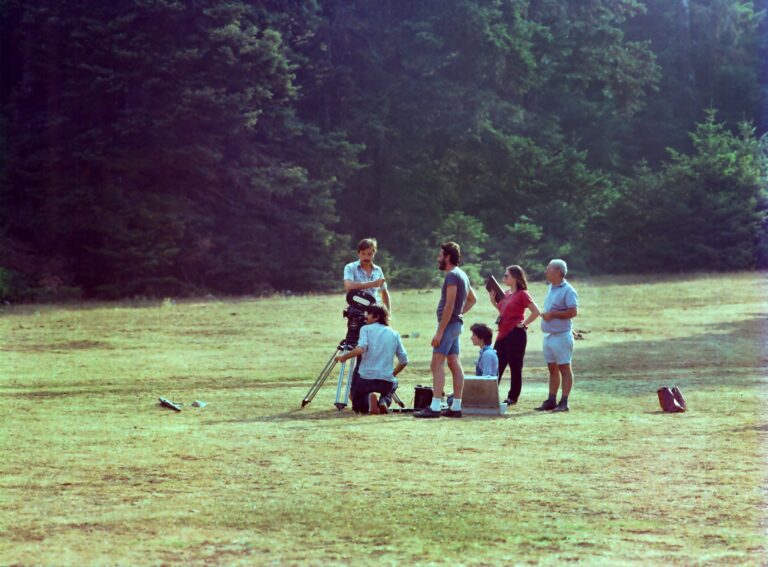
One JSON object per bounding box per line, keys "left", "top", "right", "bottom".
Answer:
{"left": 497, "top": 289, "right": 514, "bottom": 312}
{"left": 497, "top": 289, "right": 533, "bottom": 341}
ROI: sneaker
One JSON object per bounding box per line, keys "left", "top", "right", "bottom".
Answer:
{"left": 368, "top": 393, "right": 380, "bottom": 415}
{"left": 552, "top": 403, "right": 569, "bottom": 412}
{"left": 414, "top": 407, "right": 441, "bottom": 418}
{"left": 378, "top": 400, "right": 391, "bottom": 414}
{"left": 503, "top": 398, "right": 517, "bottom": 405}
{"left": 534, "top": 399, "right": 557, "bottom": 411}
{"left": 441, "top": 408, "right": 462, "bottom": 418}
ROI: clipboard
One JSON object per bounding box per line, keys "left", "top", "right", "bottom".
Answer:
{"left": 485, "top": 274, "right": 505, "bottom": 303}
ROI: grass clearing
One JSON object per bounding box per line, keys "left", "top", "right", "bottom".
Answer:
{"left": 1, "top": 271, "right": 767, "bottom": 565}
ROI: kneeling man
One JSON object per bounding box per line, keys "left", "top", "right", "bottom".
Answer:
{"left": 336, "top": 305, "right": 408, "bottom": 414}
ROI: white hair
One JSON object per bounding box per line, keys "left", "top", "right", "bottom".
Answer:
{"left": 548, "top": 259, "right": 568, "bottom": 277}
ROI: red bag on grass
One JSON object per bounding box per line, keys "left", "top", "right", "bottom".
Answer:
{"left": 670, "top": 386, "right": 687, "bottom": 410}
{"left": 657, "top": 387, "right": 685, "bottom": 413}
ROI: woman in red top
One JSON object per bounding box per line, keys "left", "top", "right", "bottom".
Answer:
{"left": 489, "top": 265, "right": 540, "bottom": 405}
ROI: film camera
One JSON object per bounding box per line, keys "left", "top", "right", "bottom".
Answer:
{"left": 342, "top": 289, "right": 376, "bottom": 348}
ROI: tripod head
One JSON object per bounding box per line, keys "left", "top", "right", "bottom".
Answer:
{"left": 345, "top": 289, "right": 376, "bottom": 310}
{"left": 342, "top": 290, "right": 376, "bottom": 347}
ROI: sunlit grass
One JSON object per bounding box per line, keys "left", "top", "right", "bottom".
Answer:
{"left": 1, "top": 271, "right": 766, "bottom": 565}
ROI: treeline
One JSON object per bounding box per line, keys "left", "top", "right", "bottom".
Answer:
{"left": 1, "top": 0, "right": 766, "bottom": 300}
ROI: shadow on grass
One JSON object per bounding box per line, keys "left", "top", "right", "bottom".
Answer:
{"left": 575, "top": 314, "right": 768, "bottom": 398}
{"left": 206, "top": 400, "right": 554, "bottom": 425}
{"left": 2, "top": 340, "right": 116, "bottom": 353}
{"left": 0, "top": 378, "right": 300, "bottom": 399}
{"left": 571, "top": 270, "right": 768, "bottom": 287}
{"left": 0, "top": 295, "right": 265, "bottom": 317}
{"left": 205, "top": 406, "right": 374, "bottom": 425}
{"left": 730, "top": 423, "right": 768, "bottom": 432}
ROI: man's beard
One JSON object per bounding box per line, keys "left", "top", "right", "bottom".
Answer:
{"left": 438, "top": 259, "right": 447, "bottom": 271}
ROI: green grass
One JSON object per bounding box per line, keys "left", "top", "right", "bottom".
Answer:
{"left": 1, "top": 271, "right": 767, "bottom": 565}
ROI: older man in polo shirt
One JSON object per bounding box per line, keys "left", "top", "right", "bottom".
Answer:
{"left": 343, "top": 238, "right": 391, "bottom": 312}
{"left": 535, "top": 259, "right": 579, "bottom": 412}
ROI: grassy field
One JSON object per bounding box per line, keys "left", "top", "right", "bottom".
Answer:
{"left": 1, "top": 271, "right": 767, "bottom": 565}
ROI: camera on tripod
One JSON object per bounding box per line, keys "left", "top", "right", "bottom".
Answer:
{"left": 342, "top": 290, "right": 376, "bottom": 347}
{"left": 300, "top": 290, "right": 375, "bottom": 409}
{"left": 301, "top": 289, "right": 402, "bottom": 411}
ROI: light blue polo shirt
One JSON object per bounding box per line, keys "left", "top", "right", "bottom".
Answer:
{"left": 541, "top": 280, "right": 579, "bottom": 334}
{"left": 356, "top": 323, "right": 408, "bottom": 382}
{"left": 475, "top": 345, "right": 499, "bottom": 376}
{"left": 343, "top": 260, "right": 387, "bottom": 303}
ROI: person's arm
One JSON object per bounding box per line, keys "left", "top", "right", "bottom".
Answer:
{"left": 344, "top": 278, "right": 385, "bottom": 292}
{"left": 462, "top": 286, "right": 477, "bottom": 314}
{"left": 558, "top": 307, "right": 578, "bottom": 319}
{"left": 393, "top": 337, "right": 408, "bottom": 376}
{"left": 381, "top": 286, "right": 391, "bottom": 312}
{"left": 541, "top": 307, "right": 577, "bottom": 321}
{"left": 431, "top": 285, "right": 457, "bottom": 348}
{"left": 336, "top": 346, "right": 364, "bottom": 362}
{"left": 520, "top": 300, "right": 541, "bottom": 328}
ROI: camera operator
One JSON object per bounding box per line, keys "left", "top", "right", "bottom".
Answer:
{"left": 335, "top": 304, "right": 408, "bottom": 415}
{"left": 343, "top": 238, "right": 391, "bottom": 312}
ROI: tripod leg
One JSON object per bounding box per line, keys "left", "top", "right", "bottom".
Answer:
{"left": 301, "top": 348, "right": 341, "bottom": 407}
{"left": 341, "top": 360, "right": 355, "bottom": 408}
{"left": 334, "top": 359, "right": 349, "bottom": 410}
{"left": 392, "top": 390, "right": 405, "bottom": 408}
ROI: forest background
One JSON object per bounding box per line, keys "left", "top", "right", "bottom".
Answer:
{"left": 1, "top": 0, "right": 767, "bottom": 300}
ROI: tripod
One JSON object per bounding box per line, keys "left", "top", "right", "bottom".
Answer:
{"left": 301, "top": 338, "right": 405, "bottom": 411}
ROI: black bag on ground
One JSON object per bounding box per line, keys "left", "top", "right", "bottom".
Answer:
{"left": 414, "top": 385, "right": 433, "bottom": 410}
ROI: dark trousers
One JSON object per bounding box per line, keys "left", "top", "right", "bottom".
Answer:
{"left": 352, "top": 378, "right": 395, "bottom": 414}
{"left": 495, "top": 327, "right": 527, "bottom": 402}
{"left": 350, "top": 359, "right": 396, "bottom": 408}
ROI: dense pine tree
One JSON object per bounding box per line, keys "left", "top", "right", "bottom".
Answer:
{"left": 0, "top": 0, "right": 765, "bottom": 300}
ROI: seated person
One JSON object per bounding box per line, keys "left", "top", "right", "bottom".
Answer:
{"left": 336, "top": 304, "right": 408, "bottom": 414}
{"left": 470, "top": 323, "right": 499, "bottom": 376}
{"left": 446, "top": 323, "right": 498, "bottom": 406}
